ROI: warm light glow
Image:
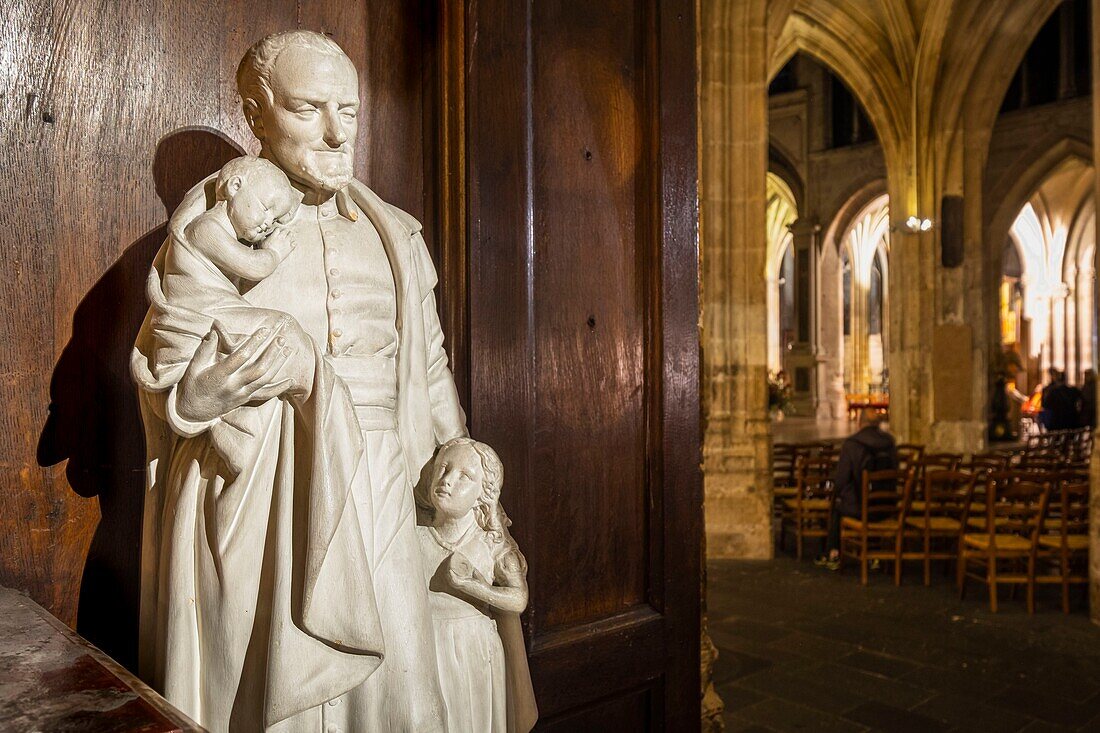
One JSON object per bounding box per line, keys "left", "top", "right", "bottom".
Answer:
{"left": 842, "top": 195, "right": 891, "bottom": 392}
{"left": 1010, "top": 201, "right": 1067, "bottom": 359}
{"left": 766, "top": 173, "right": 798, "bottom": 372}
{"left": 901, "top": 215, "right": 933, "bottom": 232}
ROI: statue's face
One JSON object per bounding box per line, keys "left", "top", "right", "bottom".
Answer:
{"left": 430, "top": 445, "right": 485, "bottom": 521}
{"left": 257, "top": 46, "right": 359, "bottom": 194}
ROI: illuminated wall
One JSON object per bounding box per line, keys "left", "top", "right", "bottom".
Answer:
{"left": 766, "top": 172, "right": 798, "bottom": 373}
{"left": 840, "top": 194, "right": 890, "bottom": 393}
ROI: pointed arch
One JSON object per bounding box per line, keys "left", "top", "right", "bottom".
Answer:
{"left": 987, "top": 136, "right": 1093, "bottom": 275}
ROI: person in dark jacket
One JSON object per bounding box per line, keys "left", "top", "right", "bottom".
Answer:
{"left": 815, "top": 408, "right": 898, "bottom": 570}
{"left": 1081, "top": 369, "right": 1096, "bottom": 429}
{"left": 1042, "top": 369, "right": 1083, "bottom": 431}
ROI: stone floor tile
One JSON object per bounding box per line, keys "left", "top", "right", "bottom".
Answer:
{"left": 807, "top": 663, "right": 933, "bottom": 709}
{"left": 842, "top": 700, "right": 952, "bottom": 732}
{"left": 738, "top": 697, "right": 869, "bottom": 732}
{"left": 898, "top": 663, "right": 1010, "bottom": 701}
{"left": 722, "top": 617, "right": 796, "bottom": 644}
{"left": 1018, "top": 720, "right": 1077, "bottom": 733}
{"left": 714, "top": 682, "right": 767, "bottom": 713}
{"left": 912, "top": 691, "right": 1033, "bottom": 733}
{"left": 723, "top": 718, "right": 777, "bottom": 733}
{"left": 837, "top": 650, "right": 922, "bottom": 679}
{"left": 768, "top": 630, "right": 857, "bottom": 660}
{"left": 737, "top": 667, "right": 862, "bottom": 716}
{"left": 714, "top": 648, "right": 774, "bottom": 685}
{"left": 987, "top": 686, "right": 1100, "bottom": 728}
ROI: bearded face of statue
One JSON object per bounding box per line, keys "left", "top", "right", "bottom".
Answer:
{"left": 254, "top": 45, "right": 360, "bottom": 194}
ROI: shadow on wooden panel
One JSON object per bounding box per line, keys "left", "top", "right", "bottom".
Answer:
{"left": 36, "top": 127, "right": 243, "bottom": 668}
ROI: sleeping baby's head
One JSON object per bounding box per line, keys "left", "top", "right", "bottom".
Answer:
{"left": 215, "top": 156, "right": 301, "bottom": 243}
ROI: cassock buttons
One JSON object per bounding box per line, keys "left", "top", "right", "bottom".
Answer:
{"left": 332, "top": 329, "right": 343, "bottom": 339}
{"left": 331, "top": 289, "right": 342, "bottom": 300}
{"left": 330, "top": 268, "right": 340, "bottom": 277}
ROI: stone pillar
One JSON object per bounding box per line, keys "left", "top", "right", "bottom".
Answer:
{"left": 818, "top": 234, "right": 846, "bottom": 420}
{"left": 1053, "top": 284, "right": 1069, "bottom": 374}
{"left": 1089, "top": 0, "right": 1100, "bottom": 626}
{"left": 850, "top": 272, "right": 871, "bottom": 395}
{"left": 1078, "top": 265, "right": 1095, "bottom": 376}
{"left": 787, "top": 219, "right": 820, "bottom": 414}
{"left": 1065, "top": 280, "right": 1078, "bottom": 381}
{"left": 701, "top": 0, "right": 773, "bottom": 559}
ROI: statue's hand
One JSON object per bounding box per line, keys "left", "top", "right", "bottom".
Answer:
{"left": 261, "top": 225, "right": 296, "bottom": 263}
{"left": 176, "top": 318, "right": 297, "bottom": 423}
{"left": 446, "top": 552, "right": 486, "bottom": 591}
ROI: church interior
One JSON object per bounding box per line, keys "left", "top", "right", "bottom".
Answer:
{"left": 0, "top": 1, "right": 1099, "bottom": 731}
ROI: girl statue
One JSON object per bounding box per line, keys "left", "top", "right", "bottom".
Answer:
{"left": 415, "top": 438, "right": 538, "bottom": 733}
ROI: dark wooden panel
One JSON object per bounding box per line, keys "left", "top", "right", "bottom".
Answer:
{"left": 526, "top": 0, "right": 650, "bottom": 630}
{"left": 463, "top": 0, "right": 701, "bottom": 727}
{"left": 537, "top": 684, "right": 655, "bottom": 733}
{"left": 0, "top": 0, "right": 433, "bottom": 671}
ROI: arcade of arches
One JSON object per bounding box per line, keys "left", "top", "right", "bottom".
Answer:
{"left": 700, "top": 0, "right": 1100, "bottom": 621}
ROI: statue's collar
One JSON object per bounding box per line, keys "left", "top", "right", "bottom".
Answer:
{"left": 298, "top": 187, "right": 361, "bottom": 222}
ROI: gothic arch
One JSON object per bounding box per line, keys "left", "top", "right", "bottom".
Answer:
{"left": 823, "top": 177, "right": 889, "bottom": 257}
{"left": 931, "top": 0, "right": 1065, "bottom": 182}
{"left": 986, "top": 136, "right": 1093, "bottom": 274}
{"left": 768, "top": 144, "right": 805, "bottom": 214}
{"left": 769, "top": 8, "right": 908, "bottom": 167}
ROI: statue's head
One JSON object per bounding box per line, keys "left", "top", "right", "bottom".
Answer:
{"left": 215, "top": 156, "right": 300, "bottom": 242}
{"left": 417, "top": 437, "right": 515, "bottom": 545}
{"left": 237, "top": 31, "right": 358, "bottom": 195}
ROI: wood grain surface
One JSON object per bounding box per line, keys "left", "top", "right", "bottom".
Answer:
{"left": 463, "top": 0, "right": 702, "bottom": 727}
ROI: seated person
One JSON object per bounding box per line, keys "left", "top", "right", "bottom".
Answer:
{"left": 816, "top": 408, "right": 897, "bottom": 570}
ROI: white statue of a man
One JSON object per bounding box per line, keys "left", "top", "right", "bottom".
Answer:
{"left": 132, "top": 30, "right": 471, "bottom": 732}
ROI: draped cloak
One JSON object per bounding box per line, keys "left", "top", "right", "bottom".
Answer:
{"left": 131, "top": 176, "right": 467, "bottom": 730}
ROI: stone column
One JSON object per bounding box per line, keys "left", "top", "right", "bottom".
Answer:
{"left": 1078, "top": 265, "right": 1094, "bottom": 377}
{"left": 787, "top": 219, "right": 820, "bottom": 414}
{"left": 1089, "top": 0, "right": 1100, "bottom": 626}
{"left": 850, "top": 272, "right": 870, "bottom": 395}
{"left": 1065, "top": 279, "right": 1078, "bottom": 380}
{"left": 1053, "top": 284, "right": 1069, "bottom": 374}
{"left": 817, "top": 234, "right": 846, "bottom": 420}
{"left": 700, "top": 0, "right": 773, "bottom": 559}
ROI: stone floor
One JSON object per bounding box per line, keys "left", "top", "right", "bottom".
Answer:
{"left": 708, "top": 558, "right": 1100, "bottom": 732}
{"left": 771, "top": 416, "right": 853, "bottom": 444}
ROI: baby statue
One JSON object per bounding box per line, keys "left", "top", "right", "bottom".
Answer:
{"left": 416, "top": 438, "right": 538, "bottom": 733}
{"left": 162, "top": 154, "right": 303, "bottom": 342}
{"left": 157, "top": 155, "right": 315, "bottom": 399}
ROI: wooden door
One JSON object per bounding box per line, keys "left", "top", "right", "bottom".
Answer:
{"left": 452, "top": 0, "right": 703, "bottom": 728}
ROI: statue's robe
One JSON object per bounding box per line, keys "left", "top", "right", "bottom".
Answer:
{"left": 132, "top": 177, "right": 467, "bottom": 731}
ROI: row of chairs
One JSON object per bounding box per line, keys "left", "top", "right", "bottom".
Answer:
{"left": 775, "top": 445, "right": 1091, "bottom": 613}
{"left": 1023, "top": 426, "right": 1093, "bottom": 464}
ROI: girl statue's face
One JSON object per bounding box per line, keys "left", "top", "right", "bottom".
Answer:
{"left": 430, "top": 444, "right": 485, "bottom": 521}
